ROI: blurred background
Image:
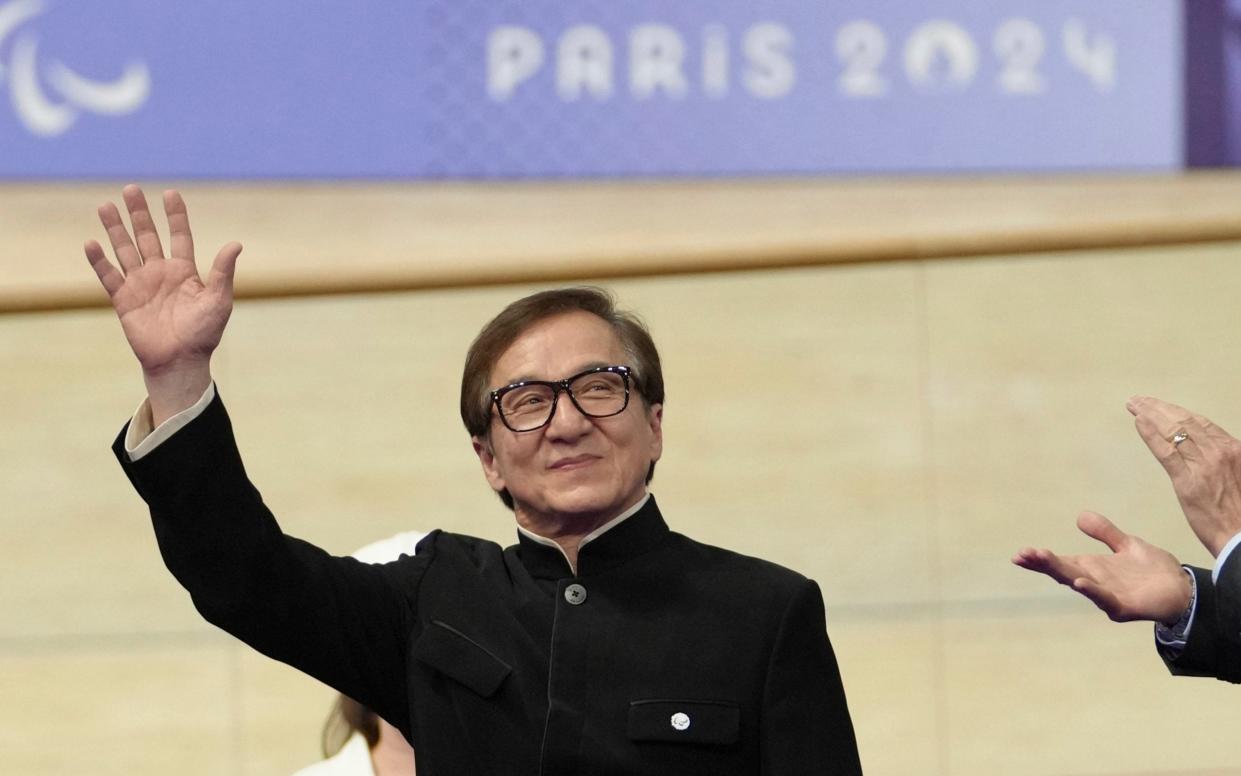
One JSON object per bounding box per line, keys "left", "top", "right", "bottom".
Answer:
{"left": 4, "top": 1, "right": 1241, "bottom": 773}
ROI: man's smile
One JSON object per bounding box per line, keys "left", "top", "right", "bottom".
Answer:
{"left": 549, "top": 454, "right": 600, "bottom": 471}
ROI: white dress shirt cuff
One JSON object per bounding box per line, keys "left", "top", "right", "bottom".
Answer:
{"left": 123, "top": 382, "right": 217, "bottom": 462}
{"left": 1154, "top": 567, "right": 1198, "bottom": 650}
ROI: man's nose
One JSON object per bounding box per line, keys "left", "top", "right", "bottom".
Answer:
{"left": 545, "top": 390, "right": 592, "bottom": 437}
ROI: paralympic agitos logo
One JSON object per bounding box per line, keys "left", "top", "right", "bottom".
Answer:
{"left": 0, "top": 0, "right": 149, "bottom": 136}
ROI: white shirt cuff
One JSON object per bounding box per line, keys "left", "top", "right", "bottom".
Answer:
{"left": 123, "top": 382, "right": 217, "bottom": 462}
{"left": 1154, "top": 567, "right": 1197, "bottom": 649}
{"left": 1212, "top": 530, "right": 1241, "bottom": 584}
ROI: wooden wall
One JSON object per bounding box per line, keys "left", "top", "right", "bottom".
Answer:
{"left": 3, "top": 178, "right": 1241, "bottom": 775}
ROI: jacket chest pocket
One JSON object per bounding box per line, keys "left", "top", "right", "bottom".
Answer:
{"left": 413, "top": 620, "right": 512, "bottom": 698}
{"left": 627, "top": 699, "right": 740, "bottom": 746}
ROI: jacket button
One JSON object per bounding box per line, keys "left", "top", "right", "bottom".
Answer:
{"left": 670, "top": 712, "right": 691, "bottom": 731}
{"left": 564, "top": 583, "right": 587, "bottom": 605}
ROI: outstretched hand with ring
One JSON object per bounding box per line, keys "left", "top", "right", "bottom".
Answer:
{"left": 1127, "top": 396, "right": 1241, "bottom": 558}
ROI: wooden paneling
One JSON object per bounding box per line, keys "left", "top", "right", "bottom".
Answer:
{"left": 6, "top": 172, "right": 1241, "bottom": 312}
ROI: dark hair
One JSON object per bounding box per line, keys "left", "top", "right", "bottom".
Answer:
{"left": 460, "top": 287, "right": 665, "bottom": 509}
{"left": 321, "top": 695, "right": 380, "bottom": 757}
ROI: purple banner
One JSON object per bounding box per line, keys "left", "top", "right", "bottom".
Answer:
{"left": 0, "top": 0, "right": 1182, "bottom": 178}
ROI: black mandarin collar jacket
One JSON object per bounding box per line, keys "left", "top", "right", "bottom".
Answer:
{"left": 513, "top": 496, "right": 667, "bottom": 582}
{"left": 115, "top": 391, "right": 862, "bottom": 775}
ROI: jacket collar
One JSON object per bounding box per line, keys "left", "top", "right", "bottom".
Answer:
{"left": 514, "top": 495, "right": 670, "bottom": 580}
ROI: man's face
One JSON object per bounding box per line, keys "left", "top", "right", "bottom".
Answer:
{"left": 473, "top": 310, "right": 663, "bottom": 526}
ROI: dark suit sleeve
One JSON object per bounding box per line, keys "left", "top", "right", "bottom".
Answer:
{"left": 760, "top": 579, "right": 862, "bottom": 775}
{"left": 1160, "top": 561, "right": 1241, "bottom": 683}
{"left": 112, "top": 391, "right": 428, "bottom": 737}
{"left": 1221, "top": 551, "right": 1241, "bottom": 648}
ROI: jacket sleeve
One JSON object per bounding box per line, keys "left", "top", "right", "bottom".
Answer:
{"left": 112, "top": 390, "right": 429, "bottom": 737}
{"left": 760, "top": 578, "right": 863, "bottom": 775}
{"left": 1159, "top": 564, "right": 1241, "bottom": 684}
{"left": 1218, "top": 550, "right": 1241, "bottom": 658}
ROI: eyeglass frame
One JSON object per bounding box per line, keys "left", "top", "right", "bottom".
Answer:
{"left": 488, "top": 364, "right": 635, "bottom": 433}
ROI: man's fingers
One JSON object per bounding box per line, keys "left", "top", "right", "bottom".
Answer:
{"left": 206, "top": 242, "right": 243, "bottom": 297}
{"left": 1135, "top": 398, "right": 1206, "bottom": 462}
{"left": 1170, "top": 431, "right": 1204, "bottom": 463}
{"left": 1133, "top": 396, "right": 1191, "bottom": 429}
{"left": 1199, "top": 417, "right": 1237, "bottom": 446}
{"left": 1013, "top": 547, "right": 1080, "bottom": 586}
{"left": 1179, "top": 414, "right": 1232, "bottom": 464}
{"left": 1072, "top": 578, "right": 1124, "bottom": 620}
{"left": 163, "top": 190, "right": 195, "bottom": 263}
{"left": 1076, "top": 511, "right": 1128, "bottom": 553}
{"left": 1147, "top": 395, "right": 1237, "bottom": 439}
{"left": 1014, "top": 544, "right": 1125, "bottom": 618}
{"left": 1128, "top": 395, "right": 1190, "bottom": 417}
{"left": 122, "top": 184, "right": 166, "bottom": 263}
{"left": 1012, "top": 547, "right": 1045, "bottom": 569}
{"left": 1133, "top": 411, "right": 1172, "bottom": 455}
{"left": 1130, "top": 395, "right": 1191, "bottom": 440}
{"left": 1133, "top": 414, "right": 1188, "bottom": 478}
{"left": 84, "top": 240, "right": 124, "bottom": 298}
{"left": 1132, "top": 396, "right": 1239, "bottom": 469}
{"left": 97, "top": 201, "right": 142, "bottom": 274}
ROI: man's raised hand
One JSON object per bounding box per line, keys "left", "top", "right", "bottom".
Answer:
{"left": 85, "top": 185, "right": 241, "bottom": 423}
{"left": 1127, "top": 396, "right": 1241, "bottom": 558}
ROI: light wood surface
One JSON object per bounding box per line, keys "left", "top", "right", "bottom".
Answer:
{"left": 6, "top": 171, "right": 1241, "bottom": 312}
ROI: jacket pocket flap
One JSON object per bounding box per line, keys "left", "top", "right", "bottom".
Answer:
{"left": 414, "top": 620, "right": 512, "bottom": 698}
{"left": 627, "top": 699, "right": 740, "bottom": 745}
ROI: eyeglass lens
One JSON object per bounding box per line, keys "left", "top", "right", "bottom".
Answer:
{"left": 498, "top": 370, "right": 628, "bottom": 431}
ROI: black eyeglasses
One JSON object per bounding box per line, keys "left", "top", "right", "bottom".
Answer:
{"left": 490, "top": 365, "right": 634, "bottom": 432}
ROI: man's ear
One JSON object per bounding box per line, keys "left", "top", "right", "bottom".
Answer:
{"left": 646, "top": 403, "right": 663, "bottom": 464}
{"left": 472, "top": 435, "right": 507, "bottom": 493}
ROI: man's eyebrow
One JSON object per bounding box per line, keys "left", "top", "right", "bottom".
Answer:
{"left": 497, "top": 361, "right": 615, "bottom": 387}
{"left": 571, "top": 360, "right": 614, "bottom": 374}
{"left": 496, "top": 374, "right": 538, "bottom": 387}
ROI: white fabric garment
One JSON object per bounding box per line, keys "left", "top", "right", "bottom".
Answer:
{"left": 291, "top": 732, "right": 375, "bottom": 776}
